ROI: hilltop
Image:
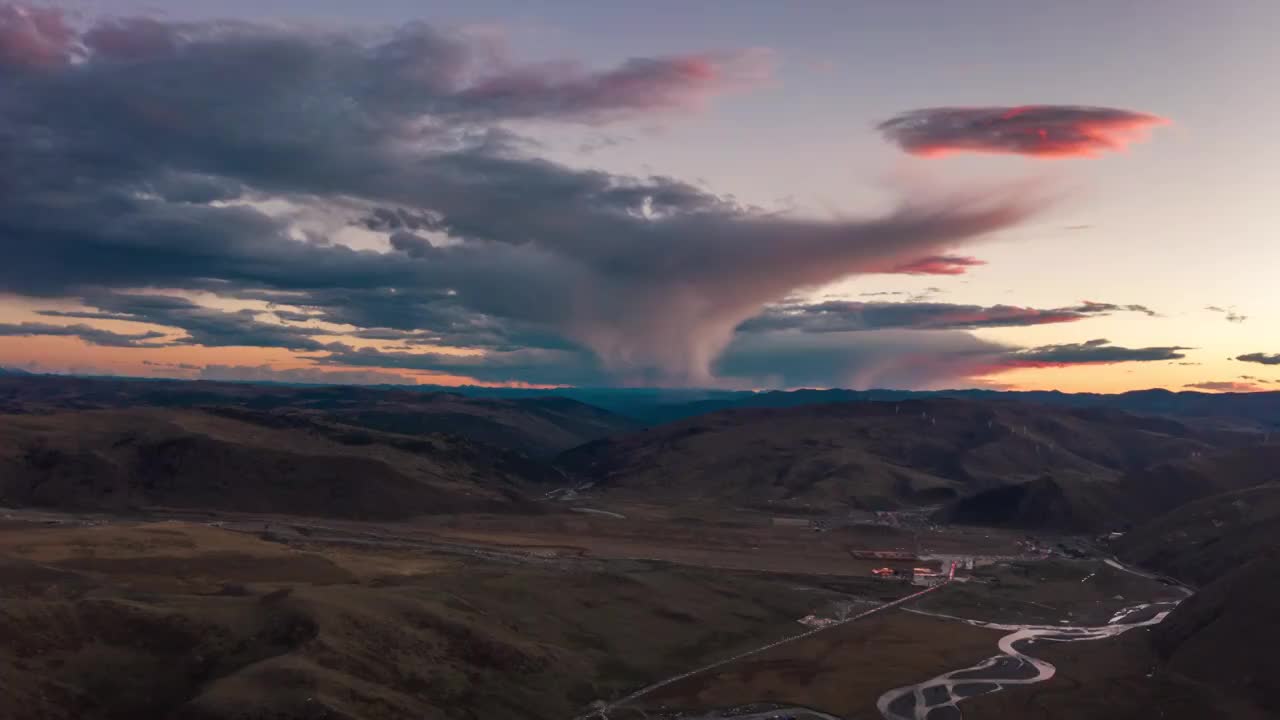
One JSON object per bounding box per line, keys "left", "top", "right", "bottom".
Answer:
{"left": 0, "top": 375, "right": 636, "bottom": 457}
{"left": 0, "top": 408, "right": 552, "bottom": 519}
{"left": 558, "top": 398, "right": 1229, "bottom": 529}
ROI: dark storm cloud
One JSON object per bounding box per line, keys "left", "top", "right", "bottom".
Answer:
{"left": 40, "top": 294, "right": 326, "bottom": 350}
{"left": 0, "top": 321, "right": 167, "bottom": 347}
{"left": 271, "top": 309, "right": 324, "bottom": 323}
{"left": 737, "top": 300, "right": 1156, "bottom": 334}
{"left": 320, "top": 344, "right": 609, "bottom": 386}
{"left": 2, "top": 7, "right": 767, "bottom": 123}
{"left": 712, "top": 329, "right": 1183, "bottom": 389}
{"left": 323, "top": 330, "right": 1013, "bottom": 389}
{"left": 388, "top": 232, "right": 437, "bottom": 259}
{"left": 879, "top": 105, "right": 1168, "bottom": 158}
{"left": 1005, "top": 338, "right": 1189, "bottom": 367}
{"left": 1185, "top": 381, "right": 1267, "bottom": 393}
{"left": 0, "top": 6, "right": 1046, "bottom": 386}
{"left": 360, "top": 208, "right": 443, "bottom": 233}
{"left": 715, "top": 330, "right": 1011, "bottom": 390}
{"left": 1236, "top": 353, "right": 1280, "bottom": 366}
{"left": 268, "top": 287, "right": 572, "bottom": 352}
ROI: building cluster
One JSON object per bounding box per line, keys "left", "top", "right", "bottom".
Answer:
{"left": 871, "top": 562, "right": 957, "bottom": 586}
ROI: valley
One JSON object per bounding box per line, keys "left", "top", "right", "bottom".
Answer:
{"left": 1, "top": 7, "right": 1274, "bottom": 720}
{"left": 0, "top": 375, "right": 1275, "bottom": 719}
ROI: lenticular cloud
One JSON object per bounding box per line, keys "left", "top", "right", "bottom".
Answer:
{"left": 879, "top": 105, "right": 1168, "bottom": 158}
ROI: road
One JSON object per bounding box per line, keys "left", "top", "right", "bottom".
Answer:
{"left": 670, "top": 705, "right": 844, "bottom": 720}
{"left": 1105, "top": 557, "right": 1194, "bottom": 596}
{"left": 574, "top": 580, "right": 952, "bottom": 720}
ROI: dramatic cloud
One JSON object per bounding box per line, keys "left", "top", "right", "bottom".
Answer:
{"left": 738, "top": 300, "right": 1156, "bottom": 334}
{"left": 1236, "top": 353, "right": 1280, "bottom": 366}
{"left": 388, "top": 232, "right": 437, "bottom": 259}
{"left": 319, "top": 344, "right": 605, "bottom": 386}
{"left": 0, "top": 6, "right": 1047, "bottom": 387}
{"left": 715, "top": 330, "right": 1011, "bottom": 390}
{"left": 879, "top": 105, "right": 1168, "bottom": 158}
{"left": 453, "top": 50, "right": 773, "bottom": 122}
{"left": 1003, "top": 338, "right": 1189, "bottom": 368}
{"left": 0, "top": 321, "right": 167, "bottom": 347}
{"left": 0, "top": 3, "right": 73, "bottom": 68}
{"left": 1185, "top": 381, "right": 1268, "bottom": 393}
{"left": 38, "top": 294, "right": 326, "bottom": 350}
{"left": 1, "top": 6, "right": 769, "bottom": 123}
{"left": 1206, "top": 306, "right": 1247, "bottom": 323}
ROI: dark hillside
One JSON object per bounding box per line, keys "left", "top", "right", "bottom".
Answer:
{"left": 0, "top": 409, "right": 547, "bottom": 519}
{"left": 560, "top": 398, "right": 1216, "bottom": 517}
{"left": 0, "top": 376, "right": 636, "bottom": 457}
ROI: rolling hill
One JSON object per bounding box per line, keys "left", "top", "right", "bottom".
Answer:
{"left": 558, "top": 398, "right": 1220, "bottom": 521}
{"left": 1110, "top": 444, "right": 1280, "bottom": 525}
{"left": 1110, "top": 470, "right": 1280, "bottom": 715}
{"left": 933, "top": 443, "right": 1280, "bottom": 532}
{"left": 1150, "top": 558, "right": 1280, "bottom": 716}
{"left": 0, "top": 408, "right": 554, "bottom": 519}
{"left": 0, "top": 522, "right": 854, "bottom": 720}
{"left": 932, "top": 474, "right": 1126, "bottom": 532}
{"left": 0, "top": 376, "right": 637, "bottom": 457}
{"left": 1118, "top": 482, "right": 1280, "bottom": 585}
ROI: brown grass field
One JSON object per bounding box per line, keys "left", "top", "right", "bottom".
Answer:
{"left": 0, "top": 507, "right": 1260, "bottom": 720}
{"left": 964, "top": 631, "right": 1269, "bottom": 720}
{"left": 0, "top": 513, "right": 925, "bottom": 720}
{"left": 634, "top": 611, "right": 1003, "bottom": 718}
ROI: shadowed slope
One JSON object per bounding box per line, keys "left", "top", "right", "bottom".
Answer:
{"left": 0, "top": 408, "right": 550, "bottom": 519}
{"left": 560, "top": 399, "right": 1214, "bottom": 520}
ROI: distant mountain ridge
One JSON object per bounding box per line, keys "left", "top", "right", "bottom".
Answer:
{"left": 4, "top": 374, "right": 1275, "bottom": 534}
{"left": 0, "top": 375, "right": 637, "bottom": 457}
{"left": 367, "top": 384, "right": 1280, "bottom": 430}
{"left": 7, "top": 373, "right": 1279, "bottom": 431}
{"left": 556, "top": 397, "right": 1242, "bottom": 529}
{"left": 615, "top": 387, "right": 1280, "bottom": 429}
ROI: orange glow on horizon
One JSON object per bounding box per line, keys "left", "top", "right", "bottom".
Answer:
{"left": 0, "top": 336, "right": 559, "bottom": 389}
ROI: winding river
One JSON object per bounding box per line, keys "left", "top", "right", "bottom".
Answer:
{"left": 875, "top": 601, "right": 1180, "bottom": 720}
{"left": 584, "top": 560, "right": 1188, "bottom": 720}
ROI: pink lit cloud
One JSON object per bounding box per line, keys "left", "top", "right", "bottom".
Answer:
{"left": 879, "top": 105, "right": 1169, "bottom": 159}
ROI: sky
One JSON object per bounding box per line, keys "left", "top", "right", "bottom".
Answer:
{"left": 1, "top": 0, "right": 1278, "bottom": 393}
